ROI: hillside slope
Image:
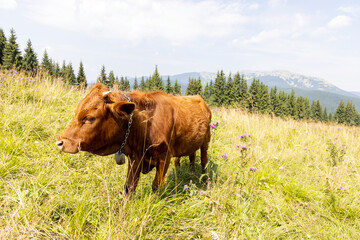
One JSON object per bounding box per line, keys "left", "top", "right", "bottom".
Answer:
{"left": 1, "top": 71, "right": 360, "bottom": 239}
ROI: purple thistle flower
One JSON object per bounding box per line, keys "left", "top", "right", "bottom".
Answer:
{"left": 220, "top": 154, "right": 228, "bottom": 158}
{"left": 209, "top": 121, "right": 220, "bottom": 129}
{"left": 236, "top": 145, "right": 248, "bottom": 150}
{"left": 199, "top": 190, "right": 205, "bottom": 195}
{"left": 184, "top": 185, "right": 189, "bottom": 190}
{"left": 239, "top": 133, "right": 251, "bottom": 138}
{"left": 249, "top": 167, "right": 259, "bottom": 171}
{"left": 339, "top": 185, "right": 343, "bottom": 190}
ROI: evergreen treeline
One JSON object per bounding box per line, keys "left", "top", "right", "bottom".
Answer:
{"left": 0, "top": 28, "right": 87, "bottom": 87}
{"left": 188, "top": 71, "right": 360, "bottom": 126}
{"left": 98, "top": 65, "right": 182, "bottom": 95}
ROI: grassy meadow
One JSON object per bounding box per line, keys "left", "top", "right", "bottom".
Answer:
{"left": 1, "top": 70, "right": 360, "bottom": 239}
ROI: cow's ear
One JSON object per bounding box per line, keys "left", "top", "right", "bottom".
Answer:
{"left": 110, "top": 101, "right": 135, "bottom": 117}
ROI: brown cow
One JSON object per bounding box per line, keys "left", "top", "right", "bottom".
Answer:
{"left": 56, "top": 83, "right": 211, "bottom": 195}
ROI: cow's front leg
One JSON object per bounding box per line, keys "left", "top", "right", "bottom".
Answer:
{"left": 152, "top": 154, "right": 171, "bottom": 191}
{"left": 124, "top": 157, "right": 141, "bottom": 195}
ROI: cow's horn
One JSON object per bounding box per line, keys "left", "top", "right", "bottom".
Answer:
{"left": 102, "top": 91, "right": 111, "bottom": 97}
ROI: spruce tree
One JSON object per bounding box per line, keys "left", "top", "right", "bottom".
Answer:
{"left": 224, "top": 74, "right": 233, "bottom": 105}
{"left": 310, "top": 100, "right": 323, "bottom": 122}
{"left": 270, "top": 87, "right": 280, "bottom": 115}
{"left": 145, "top": 77, "right": 151, "bottom": 91}
{"left": 60, "top": 60, "right": 67, "bottom": 78}
{"left": 108, "top": 71, "right": 115, "bottom": 88}
{"left": 231, "top": 73, "right": 241, "bottom": 105}
{"left": 248, "top": 79, "right": 261, "bottom": 112}
{"left": 185, "top": 78, "right": 195, "bottom": 95}
{"left": 296, "top": 96, "right": 308, "bottom": 120}
{"left": 287, "top": 90, "right": 297, "bottom": 119}
{"left": 203, "top": 83, "right": 211, "bottom": 102}
{"left": 195, "top": 77, "right": 202, "bottom": 95}
{"left": 173, "top": 79, "right": 182, "bottom": 95}
{"left": 54, "top": 62, "right": 61, "bottom": 77}
{"left": 165, "top": 76, "right": 172, "bottom": 93}
{"left": 77, "top": 61, "right": 87, "bottom": 87}
{"left": 278, "top": 91, "right": 289, "bottom": 117}
{"left": 41, "top": 50, "right": 52, "bottom": 74}
{"left": 0, "top": 28, "right": 6, "bottom": 65}
{"left": 323, "top": 107, "right": 329, "bottom": 122}
{"left": 65, "top": 62, "right": 76, "bottom": 85}
{"left": 239, "top": 74, "right": 248, "bottom": 108}
{"left": 303, "top": 97, "right": 311, "bottom": 119}
{"left": 133, "top": 77, "right": 139, "bottom": 90}
{"left": 140, "top": 76, "right": 146, "bottom": 91}
{"left": 119, "top": 77, "right": 125, "bottom": 90}
{"left": 345, "top": 101, "right": 357, "bottom": 126}
{"left": 258, "top": 83, "right": 270, "bottom": 114}
{"left": 2, "top": 28, "right": 22, "bottom": 70}
{"left": 213, "top": 70, "right": 226, "bottom": 106}
{"left": 124, "top": 77, "right": 130, "bottom": 91}
{"left": 22, "top": 39, "right": 38, "bottom": 75}
{"left": 150, "top": 65, "right": 164, "bottom": 91}
{"left": 98, "top": 65, "right": 107, "bottom": 86}
{"left": 334, "top": 100, "right": 346, "bottom": 124}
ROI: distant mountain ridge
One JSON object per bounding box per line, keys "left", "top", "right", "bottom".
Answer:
{"left": 166, "top": 70, "right": 356, "bottom": 98}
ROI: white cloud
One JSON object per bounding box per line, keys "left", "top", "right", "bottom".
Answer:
{"left": 248, "top": 3, "right": 259, "bottom": 10}
{"left": 24, "top": 0, "right": 247, "bottom": 43}
{"left": 339, "top": 6, "right": 360, "bottom": 15}
{"left": 242, "top": 29, "right": 284, "bottom": 44}
{"left": 0, "top": 0, "right": 17, "bottom": 10}
{"left": 327, "top": 15, "right": 351, "bottom": 29}
{"left": 268, "top": 0, "right": 287, "bottom": 8}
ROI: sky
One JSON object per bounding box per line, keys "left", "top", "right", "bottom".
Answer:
{"left": 0, "top": 0, "right": 359, "bottom": 91}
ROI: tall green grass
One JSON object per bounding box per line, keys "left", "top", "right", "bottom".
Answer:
{"left": 1, "top": 70, "right": 359, "bottom": 239}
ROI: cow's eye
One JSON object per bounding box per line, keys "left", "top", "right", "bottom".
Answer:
{"left": 83, "top": 116, "right": 96, "bottom": 124}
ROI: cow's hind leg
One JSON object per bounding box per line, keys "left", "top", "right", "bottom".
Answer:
{"left": 174, "top": 157, "right": 181, "bottom": 167}
{"left": 200, "top": 143, "right": 209, "bottom": 174}
{"left": 189, "top": 152, "right": 196, "bottom": 171}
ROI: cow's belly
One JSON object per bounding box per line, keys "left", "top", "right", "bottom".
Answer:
{"left": 172, "top": 137, "right": 204, "bottom": 157}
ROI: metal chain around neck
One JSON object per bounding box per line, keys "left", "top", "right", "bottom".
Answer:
{"left": 117, "top": 92, "right": 133, "bottom": 155}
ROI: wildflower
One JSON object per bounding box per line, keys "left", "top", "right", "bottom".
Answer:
{"left": 339, "top": 185, "right": 343, "bottom": 190}
{"left": 220, "top": 154, "right": 228, "bottom": 158}
{"left": 199, "top": 190, "right": 205, "bottom": 195}
{"left": 249, "top": 167, "right": 258, "bottom": 171}
{"left": 239, "top": 133, "right": 251, "bottom": 138}
{"left": 35, "top": 88, "right": 39, "bottom": 92}
{"left": 209, "top": 121, "right": 220, "bottom": 129}
{"left": 184, "top": 185, "right": 189, "bottom": 190}
{"left": 236, "top": 145, "right": 248, "bottom": 150}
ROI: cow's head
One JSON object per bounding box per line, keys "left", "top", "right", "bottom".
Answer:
{"left": 56, "top": 84, "right": 135, "bottom": 156}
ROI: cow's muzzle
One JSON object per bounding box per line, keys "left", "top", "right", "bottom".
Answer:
{"left": 56, "top": 137, "right": 80, "bottom": 153}
{"left": 56, "top": 140, "right": 64, "bottom": 150}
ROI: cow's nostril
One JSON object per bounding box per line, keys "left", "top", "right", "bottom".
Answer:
{"left": 56, "top": 140, "right": 64, "bottom": 150}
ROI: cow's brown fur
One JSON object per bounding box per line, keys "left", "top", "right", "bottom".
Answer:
{"left": 57, "top": 83, "right": 211, "bottom": 194}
